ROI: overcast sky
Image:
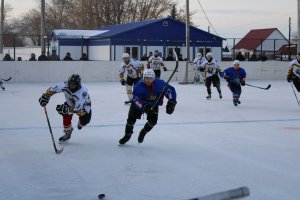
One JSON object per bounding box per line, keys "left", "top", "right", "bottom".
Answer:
{"left": 6, "top": 0, "right": 298, "bottom": 39}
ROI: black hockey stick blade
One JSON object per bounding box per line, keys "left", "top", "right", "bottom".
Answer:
{"left": 245, "top": 83, "right": 271, "bottom": 90}
{"left": 2, "top": 77, "right": 11, "bottom": 81}
{"left": 189, "top": 186, "right": 250, "bottom": 200}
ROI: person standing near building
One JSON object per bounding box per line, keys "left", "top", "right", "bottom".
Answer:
{"left": 222, "top": 60, "right": 246, "bottom": 106}
{"left": 199, "top": 52, "right": 222, "bottom": 99}
{"left": 147, "top": 50, "right": 167, "bottom": 78}
{"left": 48, "top": 50, "right": 60, "bottom": 61}
{"left": 38, "top": 51, "right": 48, "bottom": 61}
{"left": 119, "top": 69, "right": 177, "bottom": 145}
{"left": 119, "top": 53, "right": 144, "bottom": 104}
{"left": 38, "top": 74, "right": 92, "bottom": 143}
{"left": 287, "top": 52, "right": 300, "bottom": 92}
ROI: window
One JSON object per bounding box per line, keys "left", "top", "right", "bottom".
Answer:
{"left": 124, "top": 46, "right": 139, "bottom": 59}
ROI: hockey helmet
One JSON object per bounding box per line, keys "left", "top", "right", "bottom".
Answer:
{"left": 233, "top": 60, "right": 240, "bottom": 66}
{"left": 143, "top": 69, "right": 155, "bottom": 80}
{"left": 206, "top": 52, "right": 213, "bottom": 58}
{"left": 68, "top": 74, "right": 81, "bottom": 92}
{"left": 122, "top": 53, "right": 130, "bottom": 58}
{"left": 197, "top": 52, "right": 202, "bottom": 58}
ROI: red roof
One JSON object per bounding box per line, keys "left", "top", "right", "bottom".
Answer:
{"left": 234, "top": 28, "right": 277, "bottom": 51}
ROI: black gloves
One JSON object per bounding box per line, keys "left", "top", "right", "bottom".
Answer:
{"left": 56, "top": 104, "right": 69, "bottom": 115}
{"left": 287, "top": 75, "right": 293, "bottom": 83}
{"left": 240, "top": 79, "right": 246, "bottom": 86}
{"left": 224, "top": 76, "right": 230, "bottom": 82}
{"left": 163, "top": 67, "right": 168, "bottom": 71}
{"left": 166, "top": 100, "right": 177, "bottom": 115}
{"left": 39, "top": 94, "right": 50, "bottom": 107}
{"left": 120, "top": 79, "right": 126, "bottom": 86}
{"left": 199, "top": 67, "right": 205, "bottom": 72}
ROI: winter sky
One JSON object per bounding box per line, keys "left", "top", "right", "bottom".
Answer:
{"left": 6, "top": 0, "right": 298, "bottom": 38}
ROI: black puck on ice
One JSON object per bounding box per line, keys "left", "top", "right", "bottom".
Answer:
{"left": 98, "top": 193, "right": 105, "bottom": 199}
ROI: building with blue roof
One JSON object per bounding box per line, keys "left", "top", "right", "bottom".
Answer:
{"left": 49, "top": 17, "right": 224, "bottom": 61}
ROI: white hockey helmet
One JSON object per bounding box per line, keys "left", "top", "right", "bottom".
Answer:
{"left": 197, "top": 52, "right": 202, "bottom": 58}
{"left": 206, "top": 52, "right": 213, "bottom": 58}
{"left": 122, "top": 53, "right": 130, "bottom": 59}
{"left": 143, "top": 69, "right": 155, "bottom": 79}
{"left": 233, "top": 60, "right": 240, "bottom": 66}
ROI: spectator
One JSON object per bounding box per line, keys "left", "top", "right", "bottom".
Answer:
{"left": 166, "top": 52, "right": 175, "bottom": 61}
{"left": 63, "top": 52, "right": 73, "bottom": 61}
{"left": 3, "top": 53, "right": 13, "bottom": 61}
{"left": 29, "top": 53, "right": 37, "bottom": 61}
{"left": 141, "top": 53, "right": 148, "bottom": 61}
{"left": 178, "top": 54, "right": 184, "bottom": 61}
{"left": 250, "top": 53, "right": 257, "bottom": 61}
{"left": 235, "top": 52, "right": 245, "bottom": 61}
{"left": 17, "top": 57, "right": 22, "bottom": 61}
{"left": 80, "top": 53, "right": 88, "bottom": 61}
{"left": 147, "top": 51, "right": 153, "bottom": 60}
{"left": 48, "top": 49, "right": 60, "bottom": 61}
{"left": 38, "top": 51, "right": 48, "bottom": 61}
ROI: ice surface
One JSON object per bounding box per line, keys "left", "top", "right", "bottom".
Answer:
{"left": 0, "top": 80, "right": 299, "bottom": 200}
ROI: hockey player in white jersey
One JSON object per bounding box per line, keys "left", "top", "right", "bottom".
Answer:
{"left": 119, "top": 53, "right": 144, "bottom": 104}
{"left": 287, "top": 52, "right": 300, "bottom": 91}
{"left": 199, "top": 52, "right": 222, "bottom": 99}
{"left": 38, "top": 74, "right": 92, "bottom": 143}
{"left": 147, "top": 50, "right": 167, "bottom": 78}
{"left": 193, "top": 52, "right": 206, "bottom": 83}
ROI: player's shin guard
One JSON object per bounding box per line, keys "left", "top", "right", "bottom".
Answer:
{"left": 126, "top": 85, "right": 133, "bottom": 100}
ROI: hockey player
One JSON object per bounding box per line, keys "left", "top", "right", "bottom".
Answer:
{"left": 147, "top": 50, "right": 167, "bottom": 78}
{"left": 119, "top": 69, "right": 177, "bottom": 145}
{"left": 192, "top": 52, "right": 206, "bottom": 83}
{"left": 287, "top": 52, "right": 300, "bottom": 91}
{"left": 38, "top": 74, "right": 92, "bottom": 142}
{"left": 119, "top": 53, "right": 144, "bottom": 104}
{"left": 199, "top": 52, "right": 222, "bottom": 99}
{"left": 222, "top": 60, "right": 246, "bottom": 106}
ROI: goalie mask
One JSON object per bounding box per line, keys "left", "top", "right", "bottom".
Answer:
{"left": 68, "top": 74, "right": 81, "bottom": 92}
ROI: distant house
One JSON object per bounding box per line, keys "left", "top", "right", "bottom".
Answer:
{"left": 49, "top": 17, "right": 224, "bottom": 61}
{"left": 233, "top": 28, "right": 288, "bottom": 60}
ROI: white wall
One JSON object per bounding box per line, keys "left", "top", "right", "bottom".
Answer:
{"left": 88, "top": 46, "right": 110, "bottom": 60}
{"left": 0, "top": 60, "right": 288, "bottom": 83}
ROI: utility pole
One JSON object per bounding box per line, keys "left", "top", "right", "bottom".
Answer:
{"left": 289, "top": 17, "right": 291, "bottom": 61}
{"left": 298, "top": 0, "right": 300, "bottom": 53}
{"left": 0, "top": 0, "right": 4, "bottom": 58}
{"left": 184, "top": 0, "right": 190, "bottom": 84}
{"left": 41, "top": 0, "right": 46, "bottom": 53}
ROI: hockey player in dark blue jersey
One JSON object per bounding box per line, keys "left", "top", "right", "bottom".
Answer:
{"left": 221, "top": 60, "right": 246, "bottom": 106}
{"left": 119, "top": 69, "right": 177, "bottom": 144}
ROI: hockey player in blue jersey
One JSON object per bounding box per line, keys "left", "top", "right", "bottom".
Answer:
{"left": 222, "top": 60, "right": 246, "bottom": 106}
{"left": 119, "top": 69, "right": 177, "bottom": 144}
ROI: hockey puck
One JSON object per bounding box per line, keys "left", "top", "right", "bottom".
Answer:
{"left": 98, "top": 193, "right": 105, "bottom": 199}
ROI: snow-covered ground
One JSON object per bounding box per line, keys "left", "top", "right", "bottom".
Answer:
{"left": 1, "top": 80, "right": 300, "bottom": 200}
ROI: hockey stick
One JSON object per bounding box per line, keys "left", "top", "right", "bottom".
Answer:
{"left": 290, "top": 83, "right": 300, "bottom": 106}
{"left": 151, "top": 49, "right": 178, "bottom": 110}
{"left": 43, "top": 107, "right": 63, "bottom": 154}
{"left": 188, "top": 186, "right": 250, "bottom": 200}
{"left": 245, "top": 83, "right": 271, "bottom": 90}
{"left": 1, "top": 77, "right": 11, "bottom": 81}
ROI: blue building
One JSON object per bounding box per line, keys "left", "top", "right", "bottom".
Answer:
{"left": 50, "top": 17, "right": 224, "bottom": 61}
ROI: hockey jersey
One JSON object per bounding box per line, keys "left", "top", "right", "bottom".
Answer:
{"left": 222, "top": 67, "right": 246, "bottom": 86}
{"left": 147, "top": 56, "right": 164, "bottom": 70}
{"left": 288, "top": 59, "right": 300, "bottom": 78}
{"left": 200, "top": 59, "right": 221, "bottom": 78}
{"left": 44, "top": 82, "right": 91, "bottom": 116}
{"left": 132, "top": 79, "right": 176, "bottom": 111}
{"left": 119, "top": 58, "right": 144, "bottom": 80}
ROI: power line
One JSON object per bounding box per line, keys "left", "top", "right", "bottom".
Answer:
{"left": 196, "top": 0, "right": 219, "bottom": 36}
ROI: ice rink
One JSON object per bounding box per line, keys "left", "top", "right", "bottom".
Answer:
{"left": 0, "top": 80, "right": 300, "bottom": 200}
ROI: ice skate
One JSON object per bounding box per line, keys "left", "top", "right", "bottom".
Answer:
{"left": 206, "top": 94, "right": 211, "bottom": 99}
{"left": 119, "top": 134, "right": 132, "bottom": 145}
{"left": 138, "top": 129, "right": 147, "bottom": 143}
{"left": 59, "top": 127, "right": 73, "bottom": 143}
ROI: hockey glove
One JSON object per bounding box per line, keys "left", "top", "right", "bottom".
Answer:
{"left": 287, "top": 74, "right": 293, "bottom": 83}
{"left": 56, "top": 104, "right": 69, "bottom": 115}
{"left": 163, "top": 67, "right": 168, "bottom": 71}
{"left": 224, "top": 76, "right": 231, "bottom": 82}
{"left": 240, "top": 79, "right": 246, "bottom": 86}
{"left": 166, "top": 100, "right": 177, "bottom": 115}
{"left": 120, "top": 79, "right": 126, "bottom": 86}
{"left": 199, "top": 67, "right": 205, "bottom": 72}
{"left": 142, "top": 104, "right": 153, "bottom": 115}
{"left": 39, "top": 94, "right": 50, "bottom": 107}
